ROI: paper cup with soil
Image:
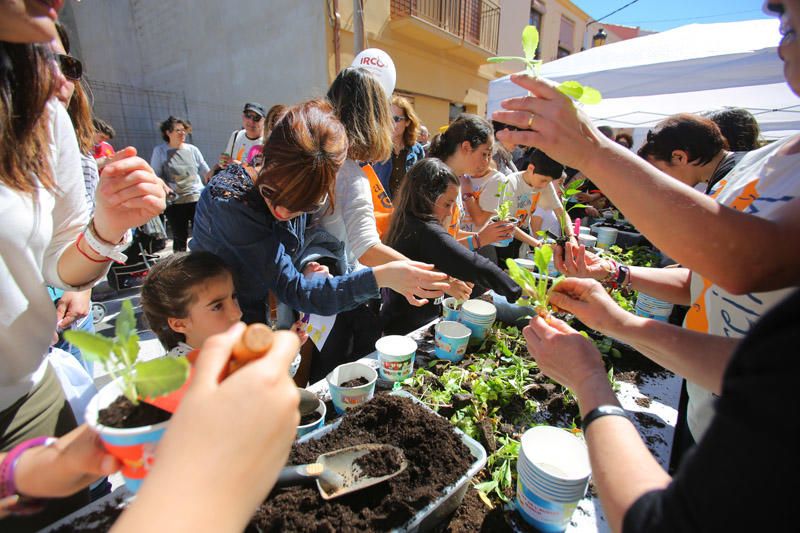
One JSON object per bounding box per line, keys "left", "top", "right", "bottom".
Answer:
{"left": 297, "top": 396, "right": 326, "bottom": 438}
{"left": 441, "top": 296, "right": 462, "bottom": 321}
{"left": 326, "top": 362, "right": 377, "bottom": 414}
{"left": 66, "top": 301, "right": 189, "bottom": 492}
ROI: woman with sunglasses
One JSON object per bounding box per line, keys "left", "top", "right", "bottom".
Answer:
{"left": 0, "top": 2, "right": 166, "bottom": 527}
{"left": 190, "top": 100, "right": 448, "bottom": 331}
{"left": 371, "top": 95, "right": 426, "bottom": 199}
{"left": 150, "top": 116, "right": 210, "bottom": 252}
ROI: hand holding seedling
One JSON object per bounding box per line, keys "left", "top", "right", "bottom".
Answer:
{"left": 554, "top": 242, "right": 611, "bottom": 281}
{"left": 548, "top": 278, "right": 637, "bottom": 337}
{"left": 478, "top": 220, "right": 513, "bottom": 245}
{"left": 523, "top": 314, "right": 609, "bottom": 402}
{"left": 445, "top": 277, "right": 473, "bottom": 302}
{"left": 504, "top": 245, "right": 563, "bottom": 317}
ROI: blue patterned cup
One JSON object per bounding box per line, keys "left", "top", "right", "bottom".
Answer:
{"left": 441, "top": 297, "right": 462, "bottom": 322}
{"left": 434, "top": 321, "right": 472, "bottom": 362}
{"left": 296, "top": 399, "right": 326, "bottom": 438}
{"left": 326, "top": 362, "right": 377, "bottom": 415}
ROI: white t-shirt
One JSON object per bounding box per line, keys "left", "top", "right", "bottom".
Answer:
{"left": 224, "top": 129, "right": 263, "bottom": 165}
{"left": 506, "top": 171, "right": 560, "bottom": 232}
{"left": 314, "top": 159, "right": 381, "bottom": 272}
{"left": 0, "top": 102, "right": 101, "bottom": 410}
{"left": 459, "top": 170, "right": 507, "bottom": 234}
{"left": 684, "top": 135, "right": 800, "bottom": 440}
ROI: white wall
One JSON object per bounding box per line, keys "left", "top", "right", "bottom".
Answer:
{"left": 63, "top": 0, "right": 330, "bottom": 161}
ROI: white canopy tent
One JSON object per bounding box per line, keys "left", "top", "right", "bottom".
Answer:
{"left": 487, "top": 19, "right": 799, "bottom": 140}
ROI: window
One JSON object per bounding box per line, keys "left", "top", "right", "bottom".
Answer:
{"left": 559, "top": 15, "right": 575, "bottom": 53}
{"left": 449, "top": 103, "right": 466, "bottom": 123}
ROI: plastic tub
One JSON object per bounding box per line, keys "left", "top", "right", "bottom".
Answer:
{"left": 295, "top": 391, "right": 487, "bottom": 532}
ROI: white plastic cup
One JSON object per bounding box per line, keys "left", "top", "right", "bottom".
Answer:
{"left": 594, "top": 227, "right": 618, "bottom": 249}
{"left": 375, "top": 335, "right": 417, "bottom": 382}
{"left": 326, "top": 362, "right": 377, "bottom": 415}
{"left": 578, "top": 226, "right": 592, "bottom": 236}
{"left": 635, "top": 292, "right": 674, "bottom": 322}
{"left": 578, "top": 234, "right": 597, "bottom": 248}
{"left": 516, "top": 426, "right": 591, "bottom": 532}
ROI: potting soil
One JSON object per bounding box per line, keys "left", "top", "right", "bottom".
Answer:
{"left": 340, "top": 376, "right": 369, "bottom": 388}
{"left": 251, "top": 394, "right": 474, "bottom": 532}
{"left": 353, "top": 446, "right": 405, "bottom": 480}
{"left": 98, "top": 395, "right": 171, "bottom": 428}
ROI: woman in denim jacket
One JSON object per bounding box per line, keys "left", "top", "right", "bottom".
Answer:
{"left": 190, "top": 100, "right": 448, "bottom": 326}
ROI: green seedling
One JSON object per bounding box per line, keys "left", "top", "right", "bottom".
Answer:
{"left": 488, "top": 26, "right": 602, "bottom": 105}
{"left": 494, "top": 180, "right": 514, "bottom": 222}
{"left": 64, "top": 300, "right": 189, "bottom": 404}
{"left": 505, "top": 245, "right": 563, "bottom": 316}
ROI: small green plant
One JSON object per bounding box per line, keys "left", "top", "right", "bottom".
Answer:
{"left": 494, "top": 180, "right": 514, "bottom": 221}
{"left": 505, "top": 245, "right": 563, "bottom": 316}
{"left": 488, "top": 26, "right": 602, "bottom": 105}
{"left": 64, "top": 300, "right": 189, "bottom": 405}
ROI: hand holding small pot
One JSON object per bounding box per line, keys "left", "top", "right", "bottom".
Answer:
{"left": 478, "top": 220, "right": 513, "bottom": 245}
{"left": 548, "top": 277, "right": 635, "bottom": 337}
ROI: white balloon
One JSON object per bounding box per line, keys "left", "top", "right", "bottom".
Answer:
{"left": 351, "top": 48, "right": 396, "bottom": 97}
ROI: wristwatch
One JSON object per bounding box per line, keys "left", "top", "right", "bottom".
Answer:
{"left": 581, "top": 405, "right": 628, "bottom": 432}
{"left": 82, "top": 219, "right": 132, "bottom": 263}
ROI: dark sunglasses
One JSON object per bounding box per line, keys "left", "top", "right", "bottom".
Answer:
{"left": 259, "top": 185, "right": 328, "bottom": 214}
{"left": 244, "top": 112, "right": 264, "bottom": 122}
{"left": 58, "top": 54, "right": 82, "bottom": 81}
{"left": 392, "top": 115, "right": 407, "bottom": 123}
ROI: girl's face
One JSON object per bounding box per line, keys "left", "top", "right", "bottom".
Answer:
{"left": 433, "top": 183, "right": 459, "bottom": 227}
{"left": 776, "top": 0, "right": 800, "bottom": 96}
{"left": 462, "top": 140, "right": 493, "bottom": 176}
{"left": 168, "top": 273, "right": 242, "bottom": 348}
{"left": 0, "top": 0, "right": 60, "bottom": 44}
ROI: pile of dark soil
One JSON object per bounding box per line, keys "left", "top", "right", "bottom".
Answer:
{"left": 340, "top": 376, "right": 369, "bottom": 388}
{"left": 49, "top": 497, "right": 126, "bottom": 532}
{"left": 353, "top": 446, "right": 405, "bottom": 479}
{"left": 98, "top": 396, "right": 171, "bottom": 428}
{"left": 299, "top": 411, "right": 323, "bottom": 426}
{"left": 251, "top": 395, "right": 475, "bottom": 532}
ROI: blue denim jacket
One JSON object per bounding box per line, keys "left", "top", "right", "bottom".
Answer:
{"left": 190, "top": 166, "right": 379, "bottom": 324}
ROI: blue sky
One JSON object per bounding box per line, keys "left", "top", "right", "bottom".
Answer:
{"left": 573, "top": 0, "right": 771, "bottom": 32}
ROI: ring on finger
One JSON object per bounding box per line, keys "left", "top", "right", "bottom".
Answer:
{"left": 527, "top": 113, "right": 535, "bottom": 129}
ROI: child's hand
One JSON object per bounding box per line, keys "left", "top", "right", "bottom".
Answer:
{"left": 302, "top": 261, "right": 330, "bottom": 279}
{"left": 290, "top": 320, "right": 309, "bottom": 345}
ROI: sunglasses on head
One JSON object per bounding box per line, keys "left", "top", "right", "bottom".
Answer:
{"left": 392, "top": 115, "right": 407, "bottom": 123}
{"left": 244, "top": 112, "right": 264, "bottom": 122}
{"left": 58, "top": 54, "right": 82, "bottom": 81}
{"left": 259, "top": 185, "right": 328, "bottom": 214}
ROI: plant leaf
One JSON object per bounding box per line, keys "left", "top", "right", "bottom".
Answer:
{"left": 487, "top": 56, "right": 527, "bottom": 63}
{"left": 522, "top": 26, "right": 539, "bottom": 62}
{"left": 123, "top": 333, "right": 140, "bottom": 367}
{"left": 63, "top": 330, "right": 113, "bottom": 363}
{"left": 133, "top": 357, "right": 190, "bottom": 399}
{"left": 115, "top": 299, "right": 137, "bottom": 342}
{"left": 557, "top": 81, "right": 584, "bottom": 100}
{"left": 578, "top": 86, "right": 603, "bottom": 105}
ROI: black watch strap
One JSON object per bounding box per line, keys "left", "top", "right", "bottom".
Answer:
{"left": 581, "top": 405, "right": 628, "bottom": 433}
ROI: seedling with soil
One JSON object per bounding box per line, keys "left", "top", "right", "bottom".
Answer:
{"left": 505, "top": 245, "right": 564, "bottom": 317}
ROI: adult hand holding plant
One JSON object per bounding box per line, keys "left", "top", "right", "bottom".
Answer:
{"left": 523, "top": 315, "right": 616, "bottom": 413}
{"left": 548, "top": 278, "right": 638, "bottom": 337}
{"left": 554, "top": 241, "right": 613, "bottom": 281}
{"left": 477, "top": 220, "right": 514, "bottom": 246}
{"left": 112, "top": 325, "right": 301, "bottom": 533}
{"left": 445, "top": 277, "right": 474, "bottom": 302}
{"left": 493, "top": 74, "right": 614, "bottom": 174}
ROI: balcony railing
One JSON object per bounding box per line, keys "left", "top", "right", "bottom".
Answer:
{"left": 391, "top": 0, "right": 500, "bottom": 54}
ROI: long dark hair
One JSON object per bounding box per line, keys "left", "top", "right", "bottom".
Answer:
{"left": 56, "top": 23, "right": 96, "bottom": 155}
{"left": 428, "top": 114, "right": 493, "bottom": 161}
{"left": 141, "top": 251, "right": 233, "bottom": 349}
{"left": 385, "top": 158, "right": 459, "bottom": 248}
{"left": 0, "top": 42, "right": 57, "bottom": 193}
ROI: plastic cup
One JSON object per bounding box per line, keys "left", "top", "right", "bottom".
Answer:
{"left": 579, "top": 226, "right": 592, "bottom": 236}
{"left": 85, "top": 380, "right": 169, "bottom": 493}
{"left": 513, "top": 258, "right": 536, "bottom": 271}
{"left": 458, "top": 299, "right": 497, "bottom": 345}
{"left": 296, "top": 398, "right": 326, "bottom": 438}
{"left": 515, "top": 426, "right": 591, "bottom": 532}
{"left": 434, "top": 321, "right": 472, "bottom": 362}
{"left": 326, "top": 362, "right": 377, "bottom": 415}
{"left": 441, "top": 297, "right": 462, "bottom": 322}
{"left": 635, "top": 292, "right": 674, "bottom": 322}
{"left": 594, "top": 227, "right": 618, "bottom": 249}
{"left": 375, "top": 335, "right": 417, "bottom": 381}
{"left": 578, "top": 234, "right": 597, "bottom": 248}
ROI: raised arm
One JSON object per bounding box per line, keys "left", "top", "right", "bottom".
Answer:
{"left": 494, "top": 74, "right": 800, "bottom": 295}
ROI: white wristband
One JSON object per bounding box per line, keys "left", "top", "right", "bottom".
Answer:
{"left": 83, "top": 221, "right": 131, "bottom": 263}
